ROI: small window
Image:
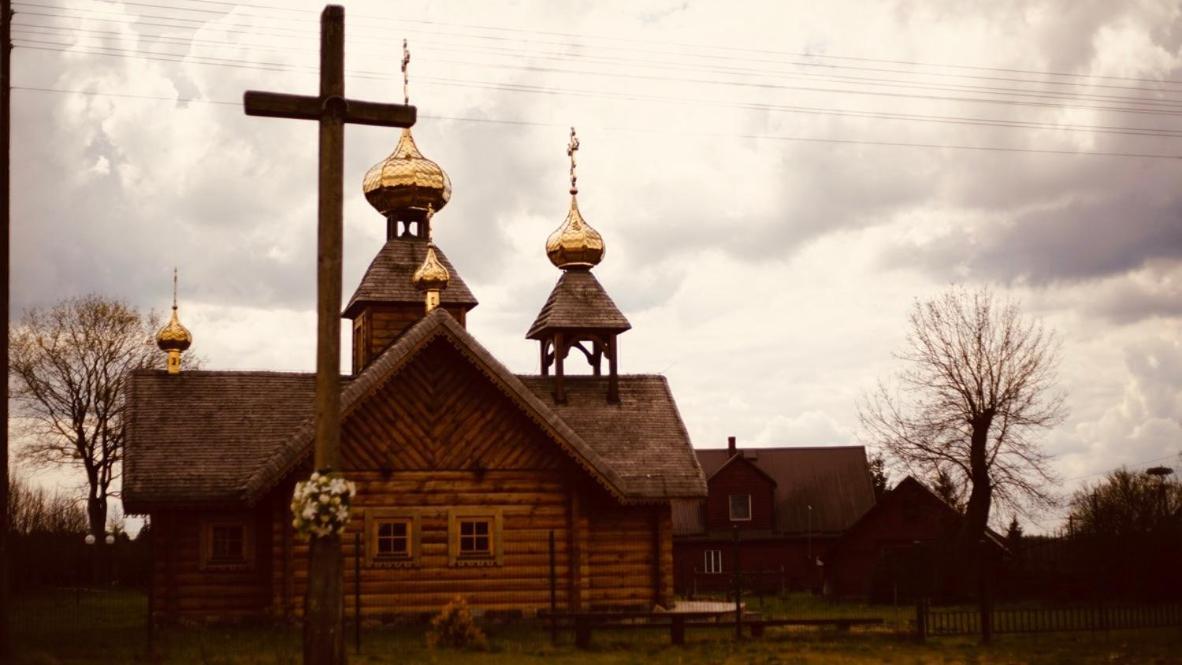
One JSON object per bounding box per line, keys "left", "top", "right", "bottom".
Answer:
{"left": 448, "top": 509, "right": 503, "bottom": 567}
{"left": 376, "top": 520, "right": 411, "bottom": 559}
{"left": 210, "top": 525, "right": 245, "bottom": 562}
{"left": 458, "top": 519, "right": 492, "bottom": 557}
{"left": 365, "top": 510, "right": 420, "bottom": 568}
{"left": 704, "top": 549, "right": 723, "bottom": 574}
{"left": 199, "top": 518, "right": 253, "bottom": 571}
{"left": 729, "top": 494, "right": 752, "bottom": 521}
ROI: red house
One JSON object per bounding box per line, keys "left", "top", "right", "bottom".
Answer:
{"left": 822, "top": 476, "right": 1007, "bottom": 600}
{"left": 672, "top": 438, "right": 876, "bottom": 594}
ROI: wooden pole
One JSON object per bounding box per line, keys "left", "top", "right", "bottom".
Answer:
{"left": 303, "top": 10, "right": 346, "bottom": 663}
{"left": 0, "top": 0, "right": 12, "bottom": 657}
{"left": 548, "top": 530, "right": 557, "bottom": 645}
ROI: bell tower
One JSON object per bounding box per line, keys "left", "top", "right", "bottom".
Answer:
{"left": 527, "top": 128, "right": 630, "bottom": 404}
{"left": 345, "top": 40, "right": 477, "bottom": 373}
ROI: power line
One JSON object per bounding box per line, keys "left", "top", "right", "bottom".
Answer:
{"left": 36, "top": 0, "right": 1182, "bottom": 89}
{"left": 13, "top": 26, "right": 1182, "bottom": 138}
{"left": 15, "top": 38, "right": 1182, "bottom": 122}
{"left": 15, "top": 0, "right": 1182, "bottom": 99}
{"left": 16, "top": 19, "right": 1182, "bottom": 113}
{"left": 13, "top": 85, "right": 1182, "bottom": 161}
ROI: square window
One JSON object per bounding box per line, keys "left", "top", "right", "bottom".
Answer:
{"left": 729, "top": 494, "right": 752, "bottom": 521}
{"left": 210, "top": 525, "right": 245, "bottom": 562}
{"left": 376, "top": 521, "right": 410, "bottom": 558}
{"left": 459, "top": 519, "right": 492, "bottom": 556}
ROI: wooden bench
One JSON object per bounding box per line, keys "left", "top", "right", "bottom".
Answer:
{"left": 542, "top": 610, "right": 886, "bottom": 647}
{"left": 746, "top": 617, "right": 885, "bottom": 637}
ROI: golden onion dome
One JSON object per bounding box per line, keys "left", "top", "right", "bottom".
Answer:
{"left": 363, "top": 128, "right": 452, "bottom": 218}
{"left": 412, "top": 243, "right": 450, "bottom": 292}
{"left": 546, "top": 195, "right": 604, "bottom": 269}
{"left": 156, "top": 306, "right": 192, "bottom": 353}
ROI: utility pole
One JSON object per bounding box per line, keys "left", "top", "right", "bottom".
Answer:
{"left": 1, "top": 0, "right": 13, "bottom": 657}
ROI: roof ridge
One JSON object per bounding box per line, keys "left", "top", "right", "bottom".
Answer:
{"left": 696, "top": 445, "right": 866, "bottom": 452}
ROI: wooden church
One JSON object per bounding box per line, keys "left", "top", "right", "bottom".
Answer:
{"left": 122, "top": 107, "right": 706, "bottom": 620}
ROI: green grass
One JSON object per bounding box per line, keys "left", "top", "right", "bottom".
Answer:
{"left": 12, "top": 588, "right": 1182, "bottom": 664}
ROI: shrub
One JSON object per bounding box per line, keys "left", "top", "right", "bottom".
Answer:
{"left": 426, "top": 595, "right": 488, "bottom": 651}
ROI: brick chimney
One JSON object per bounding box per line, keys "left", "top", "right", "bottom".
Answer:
{"left": 727, "top": 436, "right": 737, "bottom": 457}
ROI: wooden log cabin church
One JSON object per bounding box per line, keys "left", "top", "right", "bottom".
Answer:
{"left": 122, "top": 103, "right": 707, "bottom": 619}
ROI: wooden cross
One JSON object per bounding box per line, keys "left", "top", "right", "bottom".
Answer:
{"left": 242, "top": 6, "right": 415, "bottom": 664}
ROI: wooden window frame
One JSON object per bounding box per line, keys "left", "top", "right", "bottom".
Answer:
{"left": 447, "top": 508, "right": 503, "bottom": 567}
{"left": 728, "top": 494, "right": 752, "bottom": 522}
{"left": 198, "top": 518, "right": 254, "bottom": 571}
{"left": 704, "top": 549, "right": 723, "bottom": 574}
{"left": 364, "top": 509, "right": 421, "bottom": 568}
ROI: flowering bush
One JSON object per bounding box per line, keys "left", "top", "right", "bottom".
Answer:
{"left": 290, "top": 471, "right": 356, "bottom": 539}
{"left": 426, "top": 596, "right": 488, "bottom": 651}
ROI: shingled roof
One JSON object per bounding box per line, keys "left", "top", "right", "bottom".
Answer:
{"left": 672, "top": 446, "right": 876, "bottom": 536}
{"left": 122, "top": 371, "right": 339, "bottom": 512}
{"left": 344, "top": 239, "right": 477, "bottom": 318}
{"left": 526, "top": 269, "right": 630, "bottom": 339}
{"left": 124, "top": 309, "right": 704, "bottom": 512}
{"left": 518, "top": 376, "right": 706, "bottom": 499}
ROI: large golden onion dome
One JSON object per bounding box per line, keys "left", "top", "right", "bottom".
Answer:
{"left": 546, "top": 196, "right": 604, "bottom": 269}
{"left": 156, "top": 306, "right": 192, "bottom": 353}
{"left": 362, "top": 128, "right": 452, "bottom": 218}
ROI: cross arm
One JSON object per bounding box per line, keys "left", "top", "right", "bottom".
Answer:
{"left": 243, "top": 91, "right": 417, "bottom": 128}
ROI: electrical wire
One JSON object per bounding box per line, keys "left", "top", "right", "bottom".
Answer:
{"left": 12, "top": 85, "right": 1182, "bottom": 161}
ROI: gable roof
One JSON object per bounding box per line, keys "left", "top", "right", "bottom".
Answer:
{"left": 526, "top": 269, "right": 630, "bottom": 339}
{"left": 672, "top": 446, "right": 876, "bottom": 536}
{"left": 122, "top": 371, "right": 330, "bottom": 512}
{"left": 707, "top": 452, "right": 779, "bottom": 487}
{"left": 124, "top": 309, "right": 705, "bottom": 512}
{"left": 823, "top": 476, "right": 1007, "bottom": 558}
{"left": 517, "top": 375, "right": 706, "bottom": 499}
{"left": 344, "top": 239, "right": 477, "bottom": 318}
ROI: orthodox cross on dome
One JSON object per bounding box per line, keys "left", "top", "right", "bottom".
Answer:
{"left": 402, "top": 38, "right": 411, "bottom": 106}
{"left": 241, "top": 6, "right": 415, "bottom": 663}
{"left": 412, "top": 203, "right": 450, "bottom": 313}
{"left": 567, "top": 126, "right": 580, "bottom": 195}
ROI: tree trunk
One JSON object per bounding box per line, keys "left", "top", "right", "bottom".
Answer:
{"left": 958, "top": 412, "right": 993, "bottom": 598}
{"left": 87, "top": 493, "right": 106, "bottom": 540}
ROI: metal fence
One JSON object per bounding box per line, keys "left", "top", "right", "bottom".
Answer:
{"left": 926, "top": 603, "right": 1182, "bottom": 637}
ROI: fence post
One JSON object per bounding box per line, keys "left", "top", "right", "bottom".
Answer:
{"left": 779, "top": 565, "right": 786, "bottom": 597}
{"left": 691, "top": 566, "right": 697, "bottom": 599}
{"left": 354, "top": 531, "right": 361, "bottom": 656}
{"left": 978, "top": 539, "right": 993, "bottom": 644}
{"left": 548, "top": 530, "right": 557, "bottom": 645}
{"left": 147, "top": 523, "right": 155, "bottom": 659}
{"left": 733, "top": 527, "right": 742, "bottom": 641}
{"left": 915, "top": 597, "right": 928, "bottom": 643}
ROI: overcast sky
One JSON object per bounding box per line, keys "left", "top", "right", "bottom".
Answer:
{"left": 9, "top": 0, "right": 1182, "bottom": 531}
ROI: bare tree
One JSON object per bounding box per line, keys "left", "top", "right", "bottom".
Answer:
{"left": 860, "top": 287, "right": 1066, "bottom": 549}
{"left": 868, "top": 453, "right": 891, "bottom": 500}
{"left": 7, "top": 473, "right": 88, "bottom": 535}
{"left": 8, "top": 295, "right": 165, "bottom": 538}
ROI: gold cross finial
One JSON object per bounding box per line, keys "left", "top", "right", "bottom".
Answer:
{"left": 567, "top": 127, "right": 579, "bottom": 195}
{"left": 402, "top": 38, "right": 411, "bottom": 106}
{"left": 172, "top": 267, "right": 178, "bottom": 310}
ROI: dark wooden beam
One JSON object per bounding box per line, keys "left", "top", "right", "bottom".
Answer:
{"left": 244, "top": 91, "right": 416, "bottom": 128}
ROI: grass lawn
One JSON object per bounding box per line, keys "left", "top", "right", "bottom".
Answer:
{"left": 12, "top": 588, "right": 1182, "bottom": 664}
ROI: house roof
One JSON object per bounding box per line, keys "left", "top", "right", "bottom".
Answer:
{"left": 671, "top": 446, "right": 876, "bottom": 536}
{"left": 123, "top": 309, "right": 705, "bottom": 512}
{"left": 822, "top": 476, "right": 1008, "bottom": 558}
{"left": 526, "top": 269, "right": 630, "bottom": 339}
{"left": 344, "top": 239, "right": 477, "bottom": 318}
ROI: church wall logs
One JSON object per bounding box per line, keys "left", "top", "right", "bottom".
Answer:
{"left": 155, "top": 337, "right": 672, "bottom": 620}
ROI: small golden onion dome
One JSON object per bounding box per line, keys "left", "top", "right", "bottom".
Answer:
{"left": 156, "top": 307, "right": 192, "bottom": 352}
{"left": 546, "top": 195, "right": 604, "bottom": 269}
{"left": 412, "top": 243, "right": 450, "bottom": 292}
{"left": 363, "top": 128, "right": 452, "bottom": 218}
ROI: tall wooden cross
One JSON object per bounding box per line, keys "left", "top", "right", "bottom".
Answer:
{"left": 243, "top": 6, "right": 415, "bottom": 664}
